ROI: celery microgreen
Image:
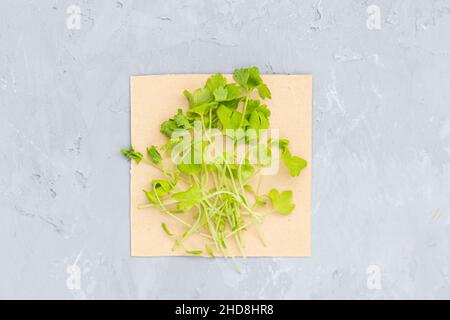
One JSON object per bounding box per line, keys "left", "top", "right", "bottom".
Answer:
{"left": 121, "top": 145, "right": 143, "bottom": 164}
{"left": 147, "top": 146, "right": 162, "bottom": 164}
{"left": 266, "top": 189, "right": 296, "bottom": 215}
{"left": 122, "top": 67, "right": 308, "bottom": 264}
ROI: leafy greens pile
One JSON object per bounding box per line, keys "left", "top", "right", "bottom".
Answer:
{"left": 122, "top": 67, "right": 307, "bottom": 259}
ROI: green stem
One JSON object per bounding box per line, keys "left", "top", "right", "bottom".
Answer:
{"left": 239, "top": 91, "right": 251, "bottom": 128}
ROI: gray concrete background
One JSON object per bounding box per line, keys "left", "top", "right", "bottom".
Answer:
{"left": 1, "top": 0, "right": 450, "bottom": 300}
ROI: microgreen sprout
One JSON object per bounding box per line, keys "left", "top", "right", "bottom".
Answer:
{"left": 122, "top": 67, "right": 307, "bottom": 267}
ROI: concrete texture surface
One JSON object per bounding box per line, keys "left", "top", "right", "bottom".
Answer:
{"left": 1, "top": 0, "right": 450, "bottom": 299}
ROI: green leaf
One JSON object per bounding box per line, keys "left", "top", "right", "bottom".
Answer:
{"left": 193, "top": 88, "right": 213, "bottom": 107}
{"left": 147, "top": 146, "right": 162, "bottom": 164}
{"left": 246, "top": 103, "right": 270, "bottom": 131}
{"left": 160, "top": 119, "right": 178, "bottom": 138}
{"left": 174, "top": 109, "right": 192, "bottom": 129}
{"left": 239, "top": 163, "right": 255, "bottom": 182}
{"left": 152, "top": 180, "right": 173, "bottom": 196}
{"left": 173, "top": 185, "right": 203, "bottom": 211}
{"left": 161, "top": 223, "right": 174, "bottom": 237}
{"left": 183, "top": 90, "right": 194, "bottom": 106}
{"left": 272, "top": 138, "right": 290, "bottom": 153}
{"left": 226, "top": 84, "right": 242, "bottom": 100}
{"left": 187, "top": 102, "right": 218, "bottom": 117}
{"left": 161, "top": 109, "right": 193, "bottom": 138}
{"left": 217, "top": 105, "right": 248, "bottom": 130}
{"left": 247, "top": 67, "right": 263, "bottom": 88}
{"left": 144, "top": 179, "right": 174, "bottom": 204}
{"left": 233, "top": 68, "right": 250, "bottom": 88}
{"left": 206, "top": 73, "right": 227, "bottom": 92}
{"left": 121, "top": 146, "right": 143, "bottom": 164}
{"left": 270, "top": 139, "right": 307, "bottom": 176}
{"left": 177, "top": 163, "right": 202, "bottom": 175}
{"left": 184, "top": 88, "right": 213, "bottom": 107}
{"left": 176, "top": 140, "right": 204, "bottom": 175}
{"left": 245, "top": 99, "right": 261, "bottom": 116}
{"left": 143, "top": 190, "right": 157, "bottom": 204}
{"left": 281, "top": 150, "right": 308, "bottom": 177}
{"left": 258, "top": 104, "right": 270, "bottom": 117}
{"left": 213, "top": 87, "right": 228, "bottom": 102}
{"left": 257, "top": 84, "right": 271, "bottom": 99}
{"left": 267, "top": 189, "right": 295, "bottom": 215}
{"left": 233, "top": 67, "right": 264, "bottom": 90}
{"left": 220, "top": 98, "right": 241, "bottom": 110}
{"left": 248, "top": 109, "right": 270, "bottom": 130}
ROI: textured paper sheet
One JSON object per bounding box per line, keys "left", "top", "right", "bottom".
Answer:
{"left": 130, "top": 74, "right": 311, "bottom": 257}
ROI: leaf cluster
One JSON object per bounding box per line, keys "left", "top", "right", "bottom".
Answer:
{"left": 121, "top": 67, "right": 308, "bottom": 260}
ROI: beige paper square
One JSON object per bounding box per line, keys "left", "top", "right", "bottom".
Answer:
{"left": 130, "top": 74, "right": 312, "bottom": 257}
